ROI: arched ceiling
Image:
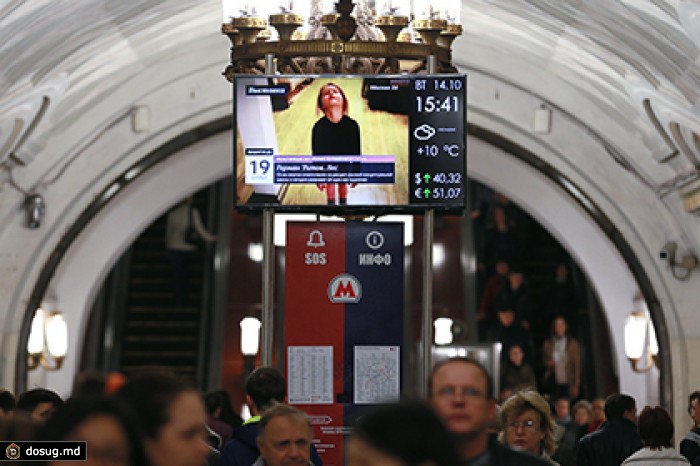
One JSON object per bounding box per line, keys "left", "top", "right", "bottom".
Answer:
{"left": 1, "top": 0, "right": 700, "bottom": 384}
{"left": 453, "top": 0, "right": 700, "bottom": 194}
{"left": 2, "top": 1, "right": 700, "bottom": 212}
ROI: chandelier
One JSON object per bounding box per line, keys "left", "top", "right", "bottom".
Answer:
{"left": 220, "top": 0, "right": 463, "bottom": 79}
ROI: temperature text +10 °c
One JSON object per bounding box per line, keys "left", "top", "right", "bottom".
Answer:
{"left": 416, "top": 144, "right": 461, "bottom": 157}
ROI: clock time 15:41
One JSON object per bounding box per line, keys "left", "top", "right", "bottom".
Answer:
{"left": 415, "top": 95, "right": 460, "bottom": 113}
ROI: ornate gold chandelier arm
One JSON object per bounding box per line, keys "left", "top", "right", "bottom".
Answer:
{"left": 232, "top": 40, "right": 450, "bottom": 63}
{"left": 221, "top": 0, "right": 462, "bottom": 79}
{"left": 223, "top": 40, "right": 454, "bottom": 78}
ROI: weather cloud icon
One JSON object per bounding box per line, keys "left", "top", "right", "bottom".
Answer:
{"left": 413, "top": 124, "right": 436, "bottom": 141}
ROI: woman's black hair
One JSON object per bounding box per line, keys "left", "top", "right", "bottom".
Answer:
{"left": 205, "top": 389, "right": 242, "bottom": 428}
{"left": 352, "top": 401, "right": 460, "bottom": 466}
{"left": 16, "top": 388, "right": 63, "bottom": 414}
{"left": 115, "top": 369, "right": 196, "bottom": 439}
{"left": 0, "top": 389, "right": 16, "bottom": 413}
{"left": 34, "top": 396, "right": 149, "bottom": 466}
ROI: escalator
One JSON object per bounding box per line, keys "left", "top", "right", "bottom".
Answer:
{"left": 81, "top": 189, "right": 226, "bottom": 384}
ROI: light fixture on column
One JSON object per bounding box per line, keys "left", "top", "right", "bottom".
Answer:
{"left": 240, "top": 316, "right": 262, "bottom": 356}
{"left": 623, "top": 311, "right": 659, "bottom": 373}
{"left": 27, "top": 304, "right": 68, "bottom": 371}
{"left": 247, "top": 243, "right": 264, "bottom": 263}
{"left": 220, "top": 0, "right": 462, "bottom": 79}
{"left": 240, "top": 316, "right": 262, "bottom": 376}
{"left": 432, "top": 243, "right": 445, "bottom": 267}
{"left": 433, "top": 317, "right": 454, "bottom": 345}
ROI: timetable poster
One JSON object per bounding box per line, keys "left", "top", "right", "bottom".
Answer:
{"left": 284, "top": 221, "right": 404, "bottom": 466}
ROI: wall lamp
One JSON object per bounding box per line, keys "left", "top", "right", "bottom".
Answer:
{"left": 27, "top": 307, "right": 68, "bottom": 370}
{"left": 624, "top": 311, "right": 659, "bottom": 373}
{"left": 433, "top": 317, "right": 454, "bottom": 345}
{"left": 659, "top": 240, "right": 698, "bottom": 281}
{"left": 433, "top": 316, "right": 468, "bottom": 345}
{"left": 240, "top": 316, "right": 261, "bottom": 376}
{"left": 240, "top": 316, "right": 262, "bottom": 356}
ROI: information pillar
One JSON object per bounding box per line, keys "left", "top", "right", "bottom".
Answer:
{"left": 285, "top": 221, "right": 404, "bottom": 466}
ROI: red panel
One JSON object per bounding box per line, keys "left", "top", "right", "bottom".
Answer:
{"left": 284, "top": 222, "right": 346, "bottom": 398}
{"left": 300, "top": 404, "right": 347, "bottom": 466}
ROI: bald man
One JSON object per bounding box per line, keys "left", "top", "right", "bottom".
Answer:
{"left": 254, "top": 404, "right": 313, "bottom": 466}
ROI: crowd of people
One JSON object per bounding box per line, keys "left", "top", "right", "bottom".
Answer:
{"left": 472, "top": 186, "right": 585, "bottom": 401}
{"left": 1, "top": 364, "right": 699, "bottom": 466}
{"left": 487, "top": 295, "right": 582, "bottom": 403}
{"left": 463, "top": 188, "right": 696, "bottom": 466}
{"left": 0, "top": 188, "right": 691, "bottom": 466}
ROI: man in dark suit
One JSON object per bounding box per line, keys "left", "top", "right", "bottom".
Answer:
{"left": 576, "top": 393, "right": 642, "bottom": 466}
{"left": 429, "top": 357, "right": 549, "bottom": 465}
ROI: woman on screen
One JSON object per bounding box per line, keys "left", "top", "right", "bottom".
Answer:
{"left": 312, "top": 82, "right": 360, "bottom": 205}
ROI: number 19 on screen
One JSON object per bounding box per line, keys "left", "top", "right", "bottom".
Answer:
{"left": 245, "top": 155, "right": 274, "bottom": 184}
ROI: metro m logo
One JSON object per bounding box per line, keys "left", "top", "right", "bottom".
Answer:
{"left": 328, "top": 274, "right": 362, "bottom": 303}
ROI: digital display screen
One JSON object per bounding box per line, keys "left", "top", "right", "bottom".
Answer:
{"left": 233, "top": 74, "right": 466, "bottom": 213}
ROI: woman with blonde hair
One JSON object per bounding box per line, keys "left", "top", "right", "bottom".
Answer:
{"left": 499, "top": 389, "right": 559, "bottom": 465}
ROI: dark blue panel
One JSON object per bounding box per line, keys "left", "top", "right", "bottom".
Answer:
{"left": 343, "top": 222, "right": 404, "bottom": 400}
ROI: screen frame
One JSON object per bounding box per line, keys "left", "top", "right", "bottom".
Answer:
{"left": 232, "top": 73, "right": 467, "bottom": 215}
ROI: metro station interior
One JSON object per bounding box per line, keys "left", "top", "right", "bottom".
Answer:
{"left": 1, "top": 0, "right": 700, "bottom": 444}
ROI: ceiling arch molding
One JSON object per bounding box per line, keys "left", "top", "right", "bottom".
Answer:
{"left": 15, "top": 119, "right": 231, "bottom": 394}
{"left": 15, "top": 115, "right": 674, "bottom": 418}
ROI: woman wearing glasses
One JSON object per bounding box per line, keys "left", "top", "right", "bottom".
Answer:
{"left": 499, "top": 389, "right": 560, "bottom": 465}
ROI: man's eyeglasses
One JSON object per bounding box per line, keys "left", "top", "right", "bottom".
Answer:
{"left": 434, "top": 386, "right": 485, "bottom": 399}
{"left": 506, "top": 419, "right": 538, "bottom": 430}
